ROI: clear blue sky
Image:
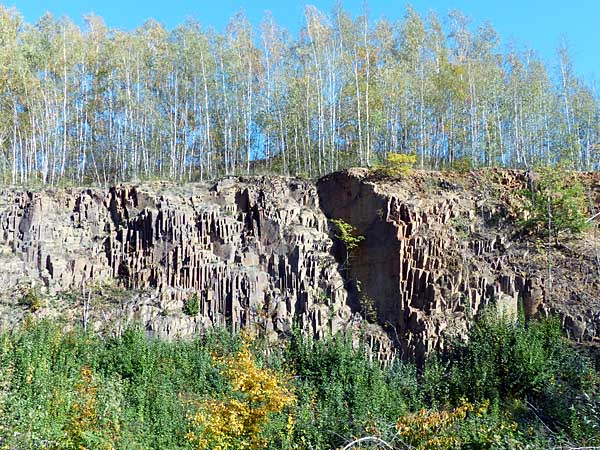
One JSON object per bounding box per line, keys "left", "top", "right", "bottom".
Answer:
{"left": 8, "top": 0, "right": 600, "bottom": 83}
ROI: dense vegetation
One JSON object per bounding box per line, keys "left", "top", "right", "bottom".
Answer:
{"left": 0, "top": 315, "right": 597, "bottom": 449}
{"left": 0, "top": 4, "right": 599, "bottom": 186}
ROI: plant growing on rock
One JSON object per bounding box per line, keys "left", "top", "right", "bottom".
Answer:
{"left": 373, "top": 152, "right": 417, "bottom": 177}
{"left": 331, "top": 219, "right": 364, "bottom": 252}
{"left": 19, "top": 287, "right": 43, "bottom": 312}
{"left": 183, "top": 293, "right": 200, "bottom": 316}
{"left": 520, "top": 166, "right": 588, "bottom": 240}
{"left": 359, "top": 294, "right": 378, "bottom": 323}
{"left": 331, "top": 219, "right": 364, "bottom": 273}
{"left": 451, "top": 155, "right": 474, "bottom": 174}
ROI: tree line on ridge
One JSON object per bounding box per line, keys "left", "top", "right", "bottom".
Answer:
{"left": 0, "top": 4, "right": 598, "bottom": 185}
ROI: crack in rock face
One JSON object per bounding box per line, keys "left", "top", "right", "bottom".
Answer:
{"left": 0, "top": 177, "right": 392, "bottom": 359}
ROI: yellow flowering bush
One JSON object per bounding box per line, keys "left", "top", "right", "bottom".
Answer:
{"left": 396, "top": 399, "right": 474, "bottom": 449}
{"left": 187, "top": 341, "right": 296, "bottom": 450}
{"left": 64, "top": 366, "right": 100, "bottom": 448}
{"left": 63, "top": 365, "right": 117, "bottom": 450}
{"left": 377, "top": 152, "right": 417, "bottom": 176}
{"left": 395, "top": 399, "right": 522, "bottom": 450}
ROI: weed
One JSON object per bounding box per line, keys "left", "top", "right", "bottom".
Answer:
{"left": 183, "top": 293, "right": 200, "bottom": 316}
{"left": 19, "top": 287, "right": 43, "bottom": 312}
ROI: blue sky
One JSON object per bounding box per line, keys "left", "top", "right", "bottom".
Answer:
{"left": 8, "top": 0, "right": 600, "bottom": 83}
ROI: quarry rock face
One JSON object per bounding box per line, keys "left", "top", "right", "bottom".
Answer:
{"left": 0, "top": 178, "right": 366, "bottom": 346}
{"left": 0, "top": 170, "right": 598, "bottom": 363}
{"left": 318, "top": 169, "right": 600, "bottom": 363}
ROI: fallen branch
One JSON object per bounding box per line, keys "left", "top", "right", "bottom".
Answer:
{"left": 342, "top": 436, "right": 395, "bottom": 450}
{"left": 551, "top": 447, "right": 600, "bottom": 450}
{"left": 526, "top": 400, "right": 555, "bottom": 436}
{"left": 586, "top": 211, "right": 600, "bottom": 223}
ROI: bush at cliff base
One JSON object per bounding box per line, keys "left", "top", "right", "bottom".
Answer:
{"left": 0, "top": 316, "right": 597, "bottom": 449}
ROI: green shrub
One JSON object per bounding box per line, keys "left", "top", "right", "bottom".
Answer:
{"left": 19, "top": 287, "right": 43, "bottom": 312}
{"left": 444, "top": 312, "right": 600, "bottom": 444}
{"left": 0, "top": 318, "right": 597, "bottom": 449}
{"left": 183, "top": 292, "right": 200, "bottom": 316}
{"left": 283, "top": 332, "right": 410, "bottom": 449}
{"left": 520, "top": 166, "right": 588, "bottom": 239}
{"left": 451, "top": 155, "right": 474, "bottom": 174}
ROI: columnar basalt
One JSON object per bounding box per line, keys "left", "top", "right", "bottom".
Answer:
{"left": 318, "top": 169, "right": 600, "bottom": 364}
{"left": 0, "top": 170, "right": 598, "bottom": 363}
{"left": 0, "top": 177, "right": 357, "bottom": 342}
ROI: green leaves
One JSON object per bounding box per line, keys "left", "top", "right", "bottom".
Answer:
{"left": 441, "top": 312, "right": 600, "bottom": 444}
{"left": 183, "top": 293, "right": 200, "bottom": 316}
{"left": 331, "top": 218, "right": 364, "bottom": 252}
{"left": 521, "top": 166, "right": 589, "bottom": 239}
{"left": 0, "top": 4, "right": 598, "bottom": 184}
{"left": 0, "top": 319, "right": 597, "bottom": 449}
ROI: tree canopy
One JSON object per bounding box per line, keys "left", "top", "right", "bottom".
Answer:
{"left": 0, "top": 5, "right": 598, "bottom": 186}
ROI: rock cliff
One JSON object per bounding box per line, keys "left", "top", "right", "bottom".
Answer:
{"left": 319, "top": 169, "right": 600, "bottom": 363}
{"left": 0, "top": 169, "right": 598, "bottom": 363}
{"left": 0, "top": 178, "right": 367, "bottom": 344}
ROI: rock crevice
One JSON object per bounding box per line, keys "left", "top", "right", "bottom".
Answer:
{"left": 318, "top": 169, "right": 599, "bottom": 363}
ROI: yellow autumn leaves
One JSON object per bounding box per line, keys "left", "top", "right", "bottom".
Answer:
{"left": 395, "top": 399, "right": 521, "bottom": 450}
{"left": 62, "top": 366, "right": 118, "bottom": 450}
{"left": 186, "top": 340, "right": 296, "bottom": 450}
{"left": 376, "top": 152, "right": 418, "bottom": 176}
